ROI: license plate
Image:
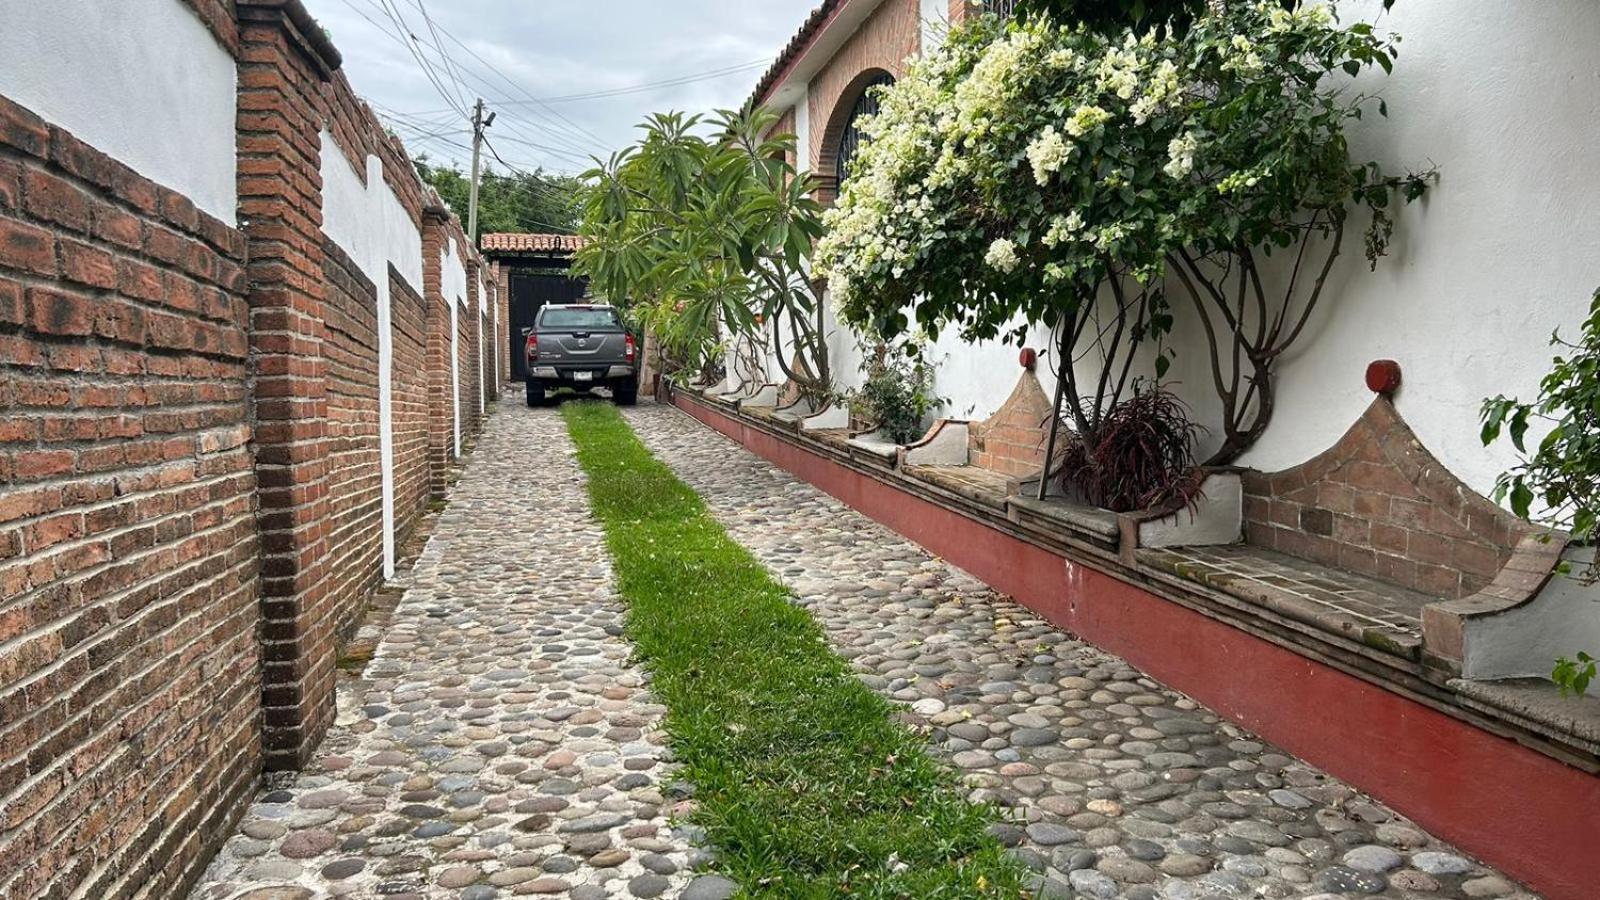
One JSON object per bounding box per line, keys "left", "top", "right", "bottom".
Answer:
{"left": 573, "top": 371, "right": 593, "bottom": 382}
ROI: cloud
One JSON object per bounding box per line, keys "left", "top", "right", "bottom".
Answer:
{"left": 304, "top": 0, "right": 816, "bottom": 174}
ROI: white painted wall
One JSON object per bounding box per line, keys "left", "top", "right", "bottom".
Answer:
{"left": 818, "top": 2, "right": 1599, "bottom": 508}
{"left": 320, "top": 132, "right": 425, "bottom": 578}
{"left": 442, "top": 237, "right": 469, "bottom": 457}
{"left": 0, "top": 0, "right": 237, "bottom": 223}
{"left": 1465, "top": 549, "right": 1600, "bottom": 680}
{"left": 1156, "top": 1, "right": 1600, "bottom": 497}
{"left": 794, "top": 87, "right": 813, "bottom": 176}
{"left": 920, "top": 0, "right": 952, "bottom": 54}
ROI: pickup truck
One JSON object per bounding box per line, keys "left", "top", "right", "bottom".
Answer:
{"left": 523, "top": 303, "right": 638, "bottom": 407}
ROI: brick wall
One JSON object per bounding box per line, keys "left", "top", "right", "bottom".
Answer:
{"left": 0, "top": 94, "right": 260, "bottom": 898}
{"left": 0, "top": 1, "right": 496, "bottom": 896}
{"left": 970, "top": 368, "right": 1054, "bottom": 478}
{"left": 391, "top": 267, "right": 432, "bottom": 537}
{"left": 808, "top": 0, "right": 920, "bottom": 199}
{"left": 423, "top": 207, "right": 452, "bottom": 497}
{"left": 460, "top": 263, "right": 482, "bottom": 443}
{"left": 319, "top": 237, "right": 384, "bottom": 648}
{"left": 1243, "top": 398, "right": 1539, "bottom": 600}
{"left": 237, "top": 2, "right": 341, "bottom": 771}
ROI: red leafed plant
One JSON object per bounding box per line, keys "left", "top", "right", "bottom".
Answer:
{"left": 1055, "top": 383, "right": 1204, "bottom": 513}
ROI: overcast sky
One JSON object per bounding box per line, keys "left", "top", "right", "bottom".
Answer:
{"left": 302, "top": 0, "right": 817, "bottom": 176}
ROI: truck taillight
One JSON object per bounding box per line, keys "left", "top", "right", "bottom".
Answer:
{"left": 625, "top": 333, "right": 636, "bottom": 363}
{"left": 525, "top": 333, "right": 539, "bottom": 361}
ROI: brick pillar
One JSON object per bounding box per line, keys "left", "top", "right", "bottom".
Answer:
{"left": 483, "top": 265, "right": 500, "bottom": 401}
{"left": 422, "top": 205, "right": 451, "bottom": 498}
{"left": 494, "top": 260, "right": 512, "bottom": 386}
{"left": 465, "top": 258, "right": 483, "bottom": 431}
{"left": 237, "top": 0, "right": 343, "bottom": 770}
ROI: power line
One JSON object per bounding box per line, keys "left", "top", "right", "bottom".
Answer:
{"left": 392, "top": 3, "right": 612, "bottom": 148}
{"left": 341, "top": 0, "right": 600, "bottom": 165}
{"left": 336, "top": 0, "right": 467, "bottom": 118}
{"left": 352, "top": 0, "right": 604, "bottom": 164}
{"left": 403, "top": 58, "right": 770, "bottom": 112}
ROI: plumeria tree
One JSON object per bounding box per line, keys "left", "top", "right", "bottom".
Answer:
{"left": 816, "top": 2, "right": 1430, "bottom": 481}
{"left": 576, "top": 107, "right": 831, "bottom": 403}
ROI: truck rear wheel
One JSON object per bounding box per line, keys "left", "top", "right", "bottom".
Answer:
{"left": 613, "top": 382, "right": 638, "bottom": 406}
{"left": 525, "top": 380, "right": 546, "bottom": 407}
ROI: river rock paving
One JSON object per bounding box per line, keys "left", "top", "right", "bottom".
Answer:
{"left": 625, "top": 402, "right": 1537, "bottom": 900}
{"left": 190, "top": 407, "right": 705, "bottom": 900}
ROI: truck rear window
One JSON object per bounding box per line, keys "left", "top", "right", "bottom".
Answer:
{"left": 541, "top": 307, "right": 621, "bottom": 330}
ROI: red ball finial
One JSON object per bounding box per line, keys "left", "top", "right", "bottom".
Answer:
{"left": 1366, "top": 359, "right": 1402, "bottom": 395}
{"left": 1019, "top": 347, "right": 1038, "bottom": 371}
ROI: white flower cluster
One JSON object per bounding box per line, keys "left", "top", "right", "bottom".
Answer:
{"left": 1130, "top": 60, "right": 1180, "bottom": 125}
{"left": 1164, "top": 131, "right": 1198, "bottom": 179}
{"left": 1043, "top": 212, "right": 1084, "bottom": 247}
{"left": 1026, "top": 125, "right": 1072, "bottom": 185}
{"left": 1223, "top": 35, "right": 1264, "bottom": 76}
{"left": 985, "top": 237, "right": 1020, "bottom": 273}
{"left": 1065, "top": 104, "right": 1111, "bottom": 138}
{"left": 1268, "top": 3, "right": 1334, "bottom": 33}
{"left": 817, "top": 0, "right": 1378, "bottom": 329}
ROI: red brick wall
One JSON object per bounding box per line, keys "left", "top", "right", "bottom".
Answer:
{"left": 391, "top": 267, "right": 431, "bottom": 539}
{"left": 460, "top": 264, "right": 481, "bottom": 443}
{"left": 969, "top": 369, "right": 1054, "bottom": 477}
{"left": 0, "top": 2, "right": 493, "bottom": 895}
{"left": 320, "top": 238, "right": 383, "bottom": 645}
{"left": 237, "top": 4, "right": 340, "bottom": 771}
{"left": 423, "top": 209, "right": 452, "bottom": 497}
{"left": 808, "top": 0, "right": 921, "bottom": 198}
{"left": 0, "top": 95, "right": 260, "bottom": 899}
{"left": 1243, "top": 398, "right": 1538, "bottom": 599}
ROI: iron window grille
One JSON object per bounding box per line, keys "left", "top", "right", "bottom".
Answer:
{"left": 986, "top": 0, "right": 1020, "bottom": 18}
{"left": 835, "top": 72, "right": 896, "bottom": 190}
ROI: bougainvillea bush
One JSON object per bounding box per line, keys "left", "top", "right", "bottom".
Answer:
{"left": 815, "top": 2, "right": 1429, "bottom": 464}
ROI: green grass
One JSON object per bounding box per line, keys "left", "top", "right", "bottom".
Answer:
{"left": 562, "top": 401, "right": 1028, "bottom": 899}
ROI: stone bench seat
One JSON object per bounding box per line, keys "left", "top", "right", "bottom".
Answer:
{"left": 904, "top": 463, "right": 1012, "bottom": 508}
{"left": 1141, "top": 543, "right": 1430, "bottom": 661}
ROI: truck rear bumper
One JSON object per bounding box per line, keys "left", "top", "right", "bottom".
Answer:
{"left": 528, "top": 365, "right": 636, "bottom": 383}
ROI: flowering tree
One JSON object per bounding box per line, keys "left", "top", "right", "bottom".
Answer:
{"left": 816, "top": 2, "right": 1429, "bottom": 474}
{"left": 576, "top": 108, "right": 831, "bottom": 403}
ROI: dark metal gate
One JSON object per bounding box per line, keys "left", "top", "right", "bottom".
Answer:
{"left": 508, "top": 270, "right": 588, "bottom": 380}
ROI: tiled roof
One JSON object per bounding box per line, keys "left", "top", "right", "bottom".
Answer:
{"left": 748, "top": 1, "right": 843, "bottom": 108}
{"left": 479, "top": 233, "right": 586, "bottom": 254}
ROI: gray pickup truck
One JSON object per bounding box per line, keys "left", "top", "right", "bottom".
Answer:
{"left": 523, "top": 304, "right": 638, "bottom": 407}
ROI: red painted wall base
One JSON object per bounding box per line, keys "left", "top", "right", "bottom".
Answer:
{"left": 674, "top": 393, "right": 1598, "bottom": 900}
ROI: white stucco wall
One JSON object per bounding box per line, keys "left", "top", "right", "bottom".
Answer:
{"left": 0, "top": 0, "right": 237, "bottom": 223}
{"left": 320, "top": 132, "right": 425, "bottom": 578}
{"left": 442, "top": 238, "right": 469, "bottom": 457}
{"left": 818, "top": 3, "right": 1597, "bottom": 508}
{"left": 794, "top": 87, "right": 813, "bottom": 176}
{"left": 1153, "top": 1, "right": 1600, "bottom": 498}
{"left": 920, "top": 0, "right": 952, "bottom": 53}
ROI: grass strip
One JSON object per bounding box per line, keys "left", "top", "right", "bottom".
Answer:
{"left": 562, "top": 401, "right": 1027, "bottom": 898}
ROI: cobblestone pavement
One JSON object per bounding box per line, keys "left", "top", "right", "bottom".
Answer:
{"left": 625, "top": 403, "right": 1536, "bottom": 900}
{"left": 191, "top": 406, "right": 713, "bottom": 900}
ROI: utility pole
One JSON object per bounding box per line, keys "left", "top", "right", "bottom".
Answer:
{"left": 467, "top": 98, "right": 494, "bottom": 242}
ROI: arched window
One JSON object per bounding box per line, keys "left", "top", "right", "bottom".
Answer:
{"left": 834, "top": 72, "right": 895, "bottom": 189}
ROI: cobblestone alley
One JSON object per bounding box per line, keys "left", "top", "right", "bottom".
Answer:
{"left": 190, "top": 398, "right": 1535, "bottom": 899}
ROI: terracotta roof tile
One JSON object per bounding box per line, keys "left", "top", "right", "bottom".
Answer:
{"left": 479, "top": 233, "right": 586, "bottom": 254}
